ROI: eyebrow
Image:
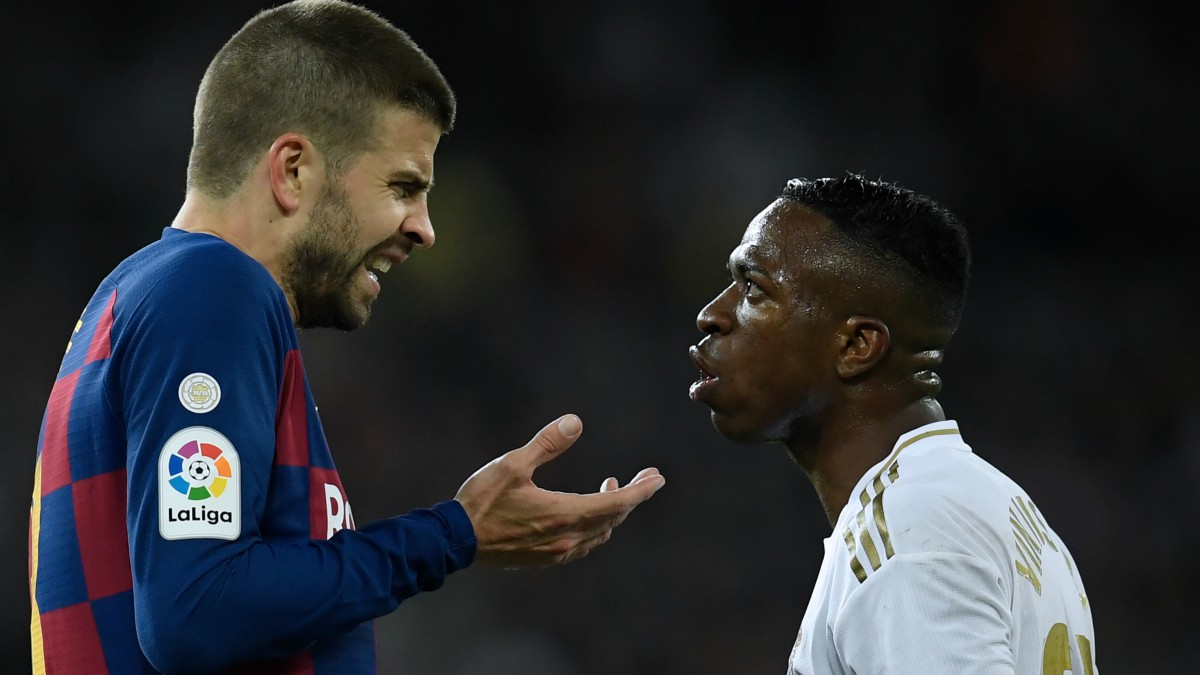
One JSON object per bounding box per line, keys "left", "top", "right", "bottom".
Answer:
{"left": 387, "top": 170, "right": 434, "bottom": 193}
{"left": 727, "top": 248, "right": 770, "bottom": 278}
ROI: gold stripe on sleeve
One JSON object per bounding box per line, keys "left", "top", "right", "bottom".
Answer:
{"left": 873, "top": 488, "right": 895, "bottom": 560}
{"left": 843, "top": 527, "right": 867, "bottom": 583}
{"left": 855, "top": 509, "right": 882, "bottom": 571}
{"left": 847, "top": 461, "right": 902, "bottom": 582}
{"left": 843, "top": 426, "right": 958, "bottom": 584}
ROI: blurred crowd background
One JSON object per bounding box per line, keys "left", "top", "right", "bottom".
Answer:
{"left": 1, "top": 1, "right": 1194, "bottom": 672}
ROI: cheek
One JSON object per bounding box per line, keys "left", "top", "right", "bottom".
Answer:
{"left": 742, "top": 331, "right": 823, "bottom": 400}
{"left": 349, "top": 196, "right": 399, "bottom": 243}
{"left": 363, "top": 204, "right": 395, "bottom": 240}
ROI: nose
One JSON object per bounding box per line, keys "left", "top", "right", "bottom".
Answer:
{"left": 402, "top": 201, "right": 435, "bottom": 249}
{"left": 696, "top": 285, "right": 735, "bottom": 335}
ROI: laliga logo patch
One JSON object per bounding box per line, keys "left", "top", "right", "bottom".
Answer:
{"left": 178, "top": 372, "right": 221, "bottom": 413}
{"left": 159, "top": 426, "right": 240, "bottom": 540}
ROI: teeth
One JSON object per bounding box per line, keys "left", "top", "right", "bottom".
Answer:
{"left": 368, "top": 255, "right": 392, "bottom": 274}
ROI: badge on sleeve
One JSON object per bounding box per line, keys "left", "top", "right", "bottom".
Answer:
{"left": 178, "top": 373, "right": 221, "bottom": 413}
{"left": 159, "top": 426, "right": 241, "bottom": 540}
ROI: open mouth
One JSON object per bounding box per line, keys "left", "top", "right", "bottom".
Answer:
{"left": 360, "top": 253, "right": 398, "bottom": 290}
{"left": 690, "top": 345, "right": 715, "bottom": 380}
{"left": 364, "top": 254, "right": 393, "bottom": 280}
{"left": 689, "top": 345, "right": 717, "bottom": 400}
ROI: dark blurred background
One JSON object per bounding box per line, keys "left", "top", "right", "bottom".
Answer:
{"left": 2, "top": 1, "right": 1195, "bottom": 672}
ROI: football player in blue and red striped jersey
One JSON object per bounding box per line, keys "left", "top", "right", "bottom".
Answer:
{"left": 29, "top": 2, "right": 666, "bottom": 673}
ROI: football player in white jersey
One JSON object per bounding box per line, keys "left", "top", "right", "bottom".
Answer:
{"left": 688, "top": 174, "right": 1097, "bottom": 674}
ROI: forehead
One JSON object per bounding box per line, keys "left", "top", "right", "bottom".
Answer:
{"left": 355, "top": 106, "right": 441, "bottom": 177}
{"left": 731, "top": 199, "right": 834, "bottom": 276}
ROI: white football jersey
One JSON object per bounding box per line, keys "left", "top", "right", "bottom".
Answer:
{"left": 788, "top": 421, "right": 1097, "bottom": 675}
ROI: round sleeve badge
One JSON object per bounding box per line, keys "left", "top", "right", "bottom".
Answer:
{"left": 178, "top": 373, "right": 221, "bottom": 413}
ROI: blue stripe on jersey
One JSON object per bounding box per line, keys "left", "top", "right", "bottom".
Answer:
{"left": 92, "top": 591, "right": 156, "bottom": 674}
{"left": 34, "top": 485, "right": 89, "bottom": 613}
{"left": 263, "top": 464, "right": 313, "bottom": 539}
{"left": 66, "top": 361, "right": 123, "bottom": 482}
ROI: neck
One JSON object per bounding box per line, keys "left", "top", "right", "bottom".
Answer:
{"left": 787, "top": 398, "right": 945, "bottom": 527}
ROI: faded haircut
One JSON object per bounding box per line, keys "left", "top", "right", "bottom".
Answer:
{"left": 187, "top": 0, "right": 455, "bottom": 199}
{"left": 781, "top": 173, "right": 972, "bottom": 332}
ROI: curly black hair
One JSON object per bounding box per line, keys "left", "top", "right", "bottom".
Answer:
{"left": 781, "top": 173, "right": 971, "bottom": 330}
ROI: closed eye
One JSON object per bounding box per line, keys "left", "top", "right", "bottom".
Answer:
{"left": 390, "top": 182, "right": 418, "bottom": 199}
{"left": 388, "top": 174, "right": 432, "bottom": 200}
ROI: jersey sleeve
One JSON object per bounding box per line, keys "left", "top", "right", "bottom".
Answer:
{"left": 833, "top": 552, "right": 1015, "bottom": 674}
{"left": 112, "top": 245, "right": 475, "bottom": 673}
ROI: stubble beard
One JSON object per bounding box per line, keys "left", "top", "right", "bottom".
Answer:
{"left": 282, "top": 181, "right": 373, "bottom": 331}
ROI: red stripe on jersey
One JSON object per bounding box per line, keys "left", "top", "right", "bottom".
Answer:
{"left": 84, "top": 290, "right": 118, "bottom": 365}
{"left": 41, "top": 370, "right": 81, "bottom": 496}
{"left": 73, "top": 469, "right": 133, "bottom": 600}
{"left": 310, "top": 468, "right": 353, "bottom": 541}
{"left": 274, "top": 350, "right": 308, "bottom": 467}
{"left": 39, "top": 603, "right": 108, "bottom": 674}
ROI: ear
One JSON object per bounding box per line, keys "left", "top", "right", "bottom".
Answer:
{"left": 267, "top": 133, "right": 318, "bottom": 215}
{"left": 835, "top": 315, "right": 890, "bottom": 379}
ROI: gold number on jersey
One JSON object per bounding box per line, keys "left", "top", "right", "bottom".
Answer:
{"left": 1012, "top": 495, "right": 1057, "bottom": 595}
{"left": 1042, "top": 622, "right": 1095, "bottom": 675}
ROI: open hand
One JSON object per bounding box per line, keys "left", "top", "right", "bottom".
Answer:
{"left": 454, "top": 414, "right": 666, "bottom": 568}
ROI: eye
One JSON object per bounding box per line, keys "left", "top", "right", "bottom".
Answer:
{"left": 389, "top": 182, "right": 411, "bottom": 199}
{"left": 743, "top": 278, "right": 764, "bottom": 299}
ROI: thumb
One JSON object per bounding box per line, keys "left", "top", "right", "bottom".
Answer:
{"left": 514, "top": 414, "right": 583, "bottom": 472}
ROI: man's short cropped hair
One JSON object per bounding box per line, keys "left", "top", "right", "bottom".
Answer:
{"left": 188, "top": 0, "right": 456, "bottom": 199}
{"left": 781, "top": 173, "right": 972, "bottom": 332}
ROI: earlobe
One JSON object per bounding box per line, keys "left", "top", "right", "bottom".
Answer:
{"left": 835, "top": 316, "right": 890, "bottom": 379}
{"left": 267, "top": 133, "right": 312, "bottom": 214}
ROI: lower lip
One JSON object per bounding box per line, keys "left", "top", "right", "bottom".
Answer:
{"left": 689, "top": 376, "right": 716, "bottom": 401}
{"left": 364, "top": 268, "right": 381, "bottom": 295}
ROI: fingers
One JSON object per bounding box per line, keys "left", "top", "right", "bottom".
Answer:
{"left": 572, "top": 467, "right": 666, "bottom": 523}
{"left": 512, "top": 414, "right": 583, "bottom": 473}
{"left": 621, "top": 468, "right": 666, "bottom": 499}
{"left": 626, "top": 467, "right": 661, "bottom": 484}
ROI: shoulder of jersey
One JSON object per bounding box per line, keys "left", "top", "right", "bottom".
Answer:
{"left": 839, "top": 441, "right": 1014, "bottom": 582}
{"left": 118, "top": 232, "right": 281, "bottom": 305}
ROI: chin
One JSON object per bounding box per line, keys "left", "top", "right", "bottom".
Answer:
{"left": 709, "top": 410, "right": 773, "bottom": 444}
{"left": 335, "top": 305, "right": 371, "bottom": 331}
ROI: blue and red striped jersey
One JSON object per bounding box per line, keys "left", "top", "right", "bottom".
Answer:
{"left": 30, "top": 228, "right": 476, "bottom": 674}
